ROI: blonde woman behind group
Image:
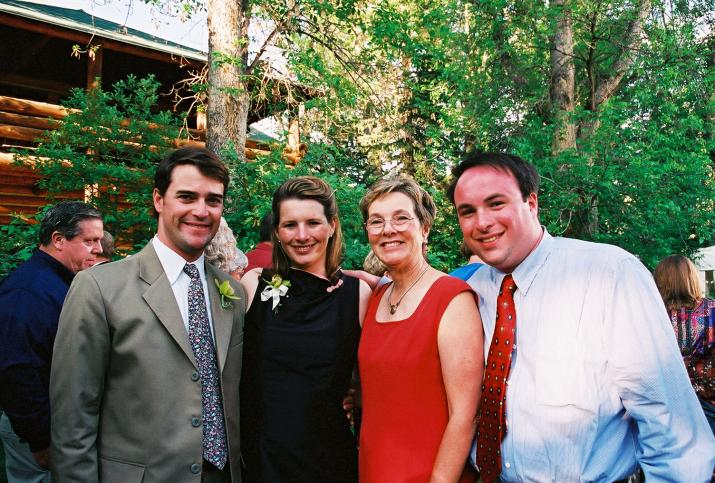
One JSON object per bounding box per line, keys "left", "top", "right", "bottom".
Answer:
{"left": 654, "top": 255, "right": 715, "bottom": 434}
{"left": 358, "top": 175, "right": 483, "bottom": 483}
{"left": 205, "top": 217, "right": 248, "bottom": 280}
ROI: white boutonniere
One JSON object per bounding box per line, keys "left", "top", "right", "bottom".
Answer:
{"left": 214, "top": 278, "right": 240, "bottom": 309}
{"left": 260, "top": 274, "right": 291, "bottom": 312}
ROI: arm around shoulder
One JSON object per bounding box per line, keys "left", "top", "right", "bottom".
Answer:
{"left": 240, "top": 268, "right": 263, "bottom": 311}
{"left": 357, "top": 279, "right": 372, "bottom": 327}
{"left": 50, "top": 270, "right": 110, "bottom": 481}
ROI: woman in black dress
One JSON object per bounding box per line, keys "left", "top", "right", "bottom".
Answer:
{"left": 239, "top": 176, "right": 371, "bottom": 483}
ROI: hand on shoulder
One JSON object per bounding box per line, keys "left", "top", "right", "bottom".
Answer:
{"left": 240, "top": 268, "right": 263, "bottom": 310}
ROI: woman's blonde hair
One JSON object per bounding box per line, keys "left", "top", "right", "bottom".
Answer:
{"left": 363, "top": 250, "right": 387, "bottom": 277}
{"left": 271, "top": 176, "right": 343, "bottom": 280}
{"left": 653, "top": 255, "right": 703, "bottom": 310}
{"left": 205, "top": 217, "right": 246, "bottom": 273}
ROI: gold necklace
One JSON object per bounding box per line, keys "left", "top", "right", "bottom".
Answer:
{"left": 388, "top": 264, "right": 430, "bottom": 315}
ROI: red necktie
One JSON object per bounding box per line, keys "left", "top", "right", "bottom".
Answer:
{"left": 476, "top": 274, "right": 517, "bottom": 483}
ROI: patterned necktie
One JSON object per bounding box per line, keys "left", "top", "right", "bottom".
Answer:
{"left": 476, "top": 274, "right": 517, "bottom": 483}
{"left": 183, "top": 263, "right": 228, "bottom": 469}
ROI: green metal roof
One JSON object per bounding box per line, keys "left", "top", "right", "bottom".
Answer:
{"left": 0, "top": 0, "right": 207, "bottom": 61}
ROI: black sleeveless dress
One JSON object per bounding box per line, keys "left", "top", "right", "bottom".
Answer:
{"left": 240, "top": 268, "right": 360, "bottom": 483}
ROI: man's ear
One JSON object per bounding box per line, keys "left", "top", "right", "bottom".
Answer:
{"left": 527, "top": 192, "right": 538, "bottom": 216}
{"left": 51, "top": 231, "right": 65, "bottom": 250}
{"left": 153, "top": 188, "right": 163, "bottom": 215}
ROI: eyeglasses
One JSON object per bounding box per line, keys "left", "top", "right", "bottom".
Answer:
{"left": 364, "top": 215, "right": 415, "bottom": 234}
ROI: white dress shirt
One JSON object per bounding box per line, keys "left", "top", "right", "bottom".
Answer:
{"left": 152, "top": 236, "right": 215, "bottom": 339}
{"left": 468, "top": 230, "right": 715, "bottom": 482}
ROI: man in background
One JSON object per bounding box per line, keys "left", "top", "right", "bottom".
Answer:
{"left": 0, "top": 201, "right": 103, "bottom": 483}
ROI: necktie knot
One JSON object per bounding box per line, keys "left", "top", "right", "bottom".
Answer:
{"left": 501, "top": 274, "right": 517, "bottom": 295}
{"left": 183, "top": 263, "right": 200, "bottom": 280}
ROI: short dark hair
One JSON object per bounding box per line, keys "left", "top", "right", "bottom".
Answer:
{"left": 446, "top": 152, "right": 539, "bottom": 204}
{"left": 154, "top": 147, "right": 230, "bottom": 197}
{"left": 38, "top": 201, "right": 102, "bottom": 246}
{"left": 258, "top": 212, "right": 273, "bottom": 242}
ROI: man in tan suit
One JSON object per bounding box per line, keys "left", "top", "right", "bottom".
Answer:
{"left": 50, "top": 147, "right": 246, "bottom": 483}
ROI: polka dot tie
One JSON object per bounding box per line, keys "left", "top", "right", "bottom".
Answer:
{"left": 476, "top": 274, "right": 517, "bottom": 483}
{"left": 183, "top": 263, "right": 228, "bottom": 470}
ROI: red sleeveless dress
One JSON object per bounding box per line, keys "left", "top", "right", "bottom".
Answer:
{"left": 358, "top": 276, "right": 476, "bottom": 483}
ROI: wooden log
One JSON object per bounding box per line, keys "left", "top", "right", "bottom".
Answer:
{"left": 0, "top": 111, "right": 60, "bottom": 130}
{"left": 0, "top": 152, "right": 70, "bottom": 168}
{"left": 0, "top": 96, "right": 206, "bottom": 141}
{"left": 0, "top": 186, "right": 45, "bottom": 197}
{"left": 0, "top": 124, "right": 47, "bottom": 142}
{"left": 0, "top": 95, "right": 75, "bottom": 119}
{"left": 0, "top": 194, "right": 46, "bottom": 207}
{"left": 0, "top": 206, "right": 39, "bottom": 224}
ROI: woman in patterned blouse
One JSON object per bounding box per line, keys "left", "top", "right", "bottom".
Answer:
{"left": 654, "top": 255, "right": 715, "bottom": 435}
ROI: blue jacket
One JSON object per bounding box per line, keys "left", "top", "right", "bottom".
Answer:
{"left": 0, "top": 249, "right": 74, "bottom": 451}
{"left": 448, "top": 262, "right": 483, "bottom": 281}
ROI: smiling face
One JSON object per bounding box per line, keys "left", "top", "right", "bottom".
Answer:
{"left": 55, "top": 218, "right": 104, "bottom": 273}
{"left": 453, "top": 165, "right": 542, "bottom": 273}
{"left": 276, "top": 198, "right": 336, "bottom": 277}
{"left": 153, "top": 164, "right": 224, "bottom": 262}
{"left": 366, "top": 191, "right": 429, "bottom": 271}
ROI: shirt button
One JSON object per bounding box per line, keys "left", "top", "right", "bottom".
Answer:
{"left": 190, "top": 463, "right": 201, "bottom": 474}
{"left": 191, "top": 372, "right": 200, "bottom": 382}
{"left": 191, "top": 417, "right": 201, "bottom": 427}
{"left": 505, "top": 461, "right": 511, "bottom": 469}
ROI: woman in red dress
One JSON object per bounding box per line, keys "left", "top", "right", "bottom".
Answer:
{"left": 358, "top": 176, "right": 484, "bottom": 483}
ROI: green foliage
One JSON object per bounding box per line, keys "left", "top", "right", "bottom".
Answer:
{"left": 0, "top": 76, "right": 179, "bottom": 276}
{"left": 222, "top": 142, "right": 461, "bottom": 271}
{"left": 6, "top": 0, "right": 712, "bottom": 275}
{"left": 0, "top": 216, "right": 39, "bottom": 277}
{"left": 282, "top": 0, "right": 714, "bottom": 269}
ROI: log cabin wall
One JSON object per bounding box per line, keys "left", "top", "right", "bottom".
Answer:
{"left": 0, "top": 0, "right": 305, "bottom": 226}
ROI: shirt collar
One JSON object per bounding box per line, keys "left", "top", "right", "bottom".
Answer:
{"left": 35, "top": 248, "right": 75, "bottom": 284}
{"left": 510, "top": 228, "right": 554, "bottom": 295}
{"left": 152, "top": 236, "right": 206, "bottom": 284}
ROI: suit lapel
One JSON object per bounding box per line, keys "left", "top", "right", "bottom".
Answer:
{"left": 139, "top": 244, "right": 197, "bottom": 368}
{"left": 206, "top": 264, "right": 232, "bottom": 372}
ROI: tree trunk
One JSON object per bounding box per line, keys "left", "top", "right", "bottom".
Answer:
{"left": 549, "top": 0, "right": 576, "bottom": 154}
{"left": 579, "top": 0, "right": 651, "bottom": 140}
{"left": 206, "top": 0, "right": 250, "bottom": 160}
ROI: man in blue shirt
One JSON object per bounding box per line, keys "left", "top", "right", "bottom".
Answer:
{"left": 447, "top": 152, "right": 715, "bottom": 482}
{"left": 0, "top": 201, "right": 103, "bottom": 483}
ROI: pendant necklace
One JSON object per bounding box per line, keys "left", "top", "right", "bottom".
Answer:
{"left": 388, "top": 264, "right": 430, "bottom": 315}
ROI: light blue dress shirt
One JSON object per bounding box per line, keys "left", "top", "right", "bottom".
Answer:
{"left": 468, "top": 230, "right": 715, "bottom": 482}
{"left": 152, "top": 236, "right": 215, "bottom": 339}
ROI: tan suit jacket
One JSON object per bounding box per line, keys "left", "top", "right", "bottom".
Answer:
{"left": 50, "top": 243, "right": 246, "bottom": 483}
